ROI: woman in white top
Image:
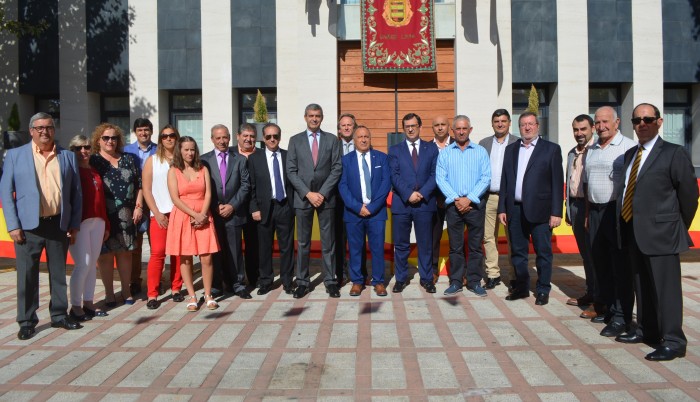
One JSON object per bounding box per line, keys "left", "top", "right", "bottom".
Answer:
{"left": 142, "top": 125, "right": 183, "bottom": 309}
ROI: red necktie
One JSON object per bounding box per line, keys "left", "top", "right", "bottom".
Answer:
{"left": 311, "top": 132, "right": 319, "bottom": 166}
{"left": 411, "top": 142, "right": 418, "bottom": 170}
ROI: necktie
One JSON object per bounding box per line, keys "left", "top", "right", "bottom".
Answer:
{"left": 362, "top": 152, "right": 372, "bottom": 199}
{"left": 311, "top": 132, "right": 319, "bottom": 166}
{"left": 344, "top": 142, "right": 351, "bottom": 155}
{"left": 411, "top": 142, "right": 418, "bottom": 170}
{"left": 273, "top": 152, "right": 285, "bottom": 202}
{"left": 621, "top": 146, "right": 643, "bottom": 222}
{"left": 219, "top": 152, "right": 227, "bottom": 197}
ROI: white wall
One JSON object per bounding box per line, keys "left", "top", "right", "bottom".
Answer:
{"left": 128, "top": 0, "right": 160, "bottom": 141}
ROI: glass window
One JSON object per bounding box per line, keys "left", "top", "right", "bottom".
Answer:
{"left": 35, "top": 97, "right": 61, "bottom": 130}
{"left": 171, "top": 92, "right": 203, "bottom": 148}
{"left": 663, "top": 87, "right": 690, "bottom": 149}
{"left": 101, "top": 95, "right": 130, "bottom": 141}
{"left": 512, "top": 85, "right": 548, "bottom": 140}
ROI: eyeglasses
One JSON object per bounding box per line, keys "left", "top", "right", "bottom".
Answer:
{"left": 264, "top": 134, "right": 281, "bottom": 140}
{"left": 519, "top": 122, "right": 538, "bottom": 128}
{"left": 631, "top": 116, "right": 658, "bottom": 125}
{"left": 160, "top": 133, "right": 177, "bottom": 140}
{"left": 72, "top": 145, "right": 91, "bottom": 151}
{"left": 31, "top": 125, "right": 54, "bottom": 132}
{"left": 403, "top": 124, "right": 419, "bottom": 130}
{"left": 101, "top": 136, "right": 118, "bottom": 142}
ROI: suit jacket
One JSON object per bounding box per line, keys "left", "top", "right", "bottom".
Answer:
{"left": 478, "top": 133, "right": 519, "bottom": 155}
{"left": 286, "top": 129, "right": 343, "bottom": 209}
{"left": 247, "top": 148, "right": 293, "bottom": 224}
{"left": 388, "top": 139, "right": 439, "bottom": 213}
{"left": 618, "top": 137, "right": 698, "bottom": 255}
{"left": 498, "top": 138, "right": 564, "bottom": 223}
{"left": 338, "top": 149, "right": 392, "bottom": 222}
{"left": 201, "top": 148, "right": 250, "bottom": 226}
{"left": 0, "top": 142, "right": 82, "bottom": 232}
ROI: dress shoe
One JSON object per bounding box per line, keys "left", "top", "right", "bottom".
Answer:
{"left": 326, "top": 284, "right": 341, "bottom": 298}
{"left": 579, "top": 305, "right": 597, "bottom": 319}
{"left": 566, "top": 293, "right": 593, "bottom": 306}
{"left": 600, "top": 321, "right": 626, "bottom": 337}
{"left": 645, "top": 346, "right": 685, "bottom": 361}
{"left": 349, "top": 283, "right": 364, "bottom": 296}
{"left": 591, "top": 313, "right": 611, "bottom": 324}
{"left": 293, "top": 285, "right": 309, "bottom": 299}
{"left": 172, "top": 292, "right": 185, "bottom": 303}
{"left": 17, "top": 327, "right": 35, "bottom": 340}
{"left": 51, "top": 317, "right": 83, "bottom": 330}
{"left": 484, "top": 277, "right": 501, "bottom": 289}
{"left": 283, "top": 285, "right": 294, "bottom": 295}
{"left": 421, "top": 282, "right": 436, "bottom": 294}
{"left": 535, "top": 293, "right": 549, "bottom": 305}
{"left": 235, "top": 289, "right": 253, "bottom": 299}
{"left": 444, "top": 283, "right": 463, "bottom": 296}
{"left": 257, "top": 285, "right": 272, "bottom": 295}
{"left": 392, "top": 281, "right": 406, "bottom": 293}
{"left": 615, "top": 331, "right": 644, "bottom": 344}
{"left": 84, "top": 308, "right": 108, "bottom": 317}
{"left": 146, "top": 299, "right": 160, "bottom": 310}
{"left": 69, "top": 310, "right": 92, "bottom": 322}
{"left": 374, "top": 284, "right": 388, "bottom": 296}
{"left": 505, "top": 291, "right": 529, "bottom": 301}
{"left": 124, "top": 298, "right": 135, "bottom": 305}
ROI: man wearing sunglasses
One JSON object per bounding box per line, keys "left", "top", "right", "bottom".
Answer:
{"left": 615, "top": 103, "right": 698, "bottom": 361}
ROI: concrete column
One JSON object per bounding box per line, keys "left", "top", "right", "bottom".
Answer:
{"left": 551, "top": 0, "right": 588, "bottom": 152}
{"left": 495, "top": 0, "right": 512, "bottom": 113}
{"left": 455, "top": 0, "right": 498, "bottom": 142}
{"left": 58, "top": 0, "right": 100, "bottom": 144}
{"left": 691, "top": 84, "right": 700, "bottom": 167}
{"left": 276, "top": 0, "right": 338, "bottom": 149}
{"left": 201, "top": 0, "right": 233, "bottom": 153}
{"left": 128, "top": 0, "right": 160, "bottom": 140}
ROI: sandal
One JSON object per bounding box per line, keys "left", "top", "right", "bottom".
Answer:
{"left": 186, "top": 296, "right": 198, "bottom": 312}
{"left": 205, "top": 295, "right": 219, "bottom": 310}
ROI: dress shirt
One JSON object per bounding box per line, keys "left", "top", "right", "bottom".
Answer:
{"left": 621, "top": 134, "right": 659, "bottom": 207}
{"left": 515, "top": 136, "right": 538, "bottom": 202}
{"left": 568, "top": 137, "right": 594, "bottom": 198}
{"left": 135, "top": 142, "right": 155, "bottom": 169}
{"left": 357, "top": 151, "right": 371, "bottom": 204}
{"left": 584, "top": 131, "right": 636, "bottom": 204}
{"left": 341, "top": 138, "right": 354, "bottom": 155}
{"left": 307, "top": 130, "right": 319, "bottom": 149}
{"left": 406, "top": 139, "right": 420, "bottom": 156}
{"left": 489, "top": 134, "right": 510, "bottom": 192}
{"left": 433, "top": 138, "right": 450, "bottom": 152}
{"left": 436, "top": 141, "right": 491, "bottom": 205}
{"left": 32, "top": 143, "right": 61, "bottom": 217}
{"left": 266, "top": 147, "right": 287, "bottom": 200}
{"left": 215, "top": 149, "right": 228, "bottom": 166}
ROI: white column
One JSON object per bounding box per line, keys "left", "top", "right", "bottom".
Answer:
{"left": 551, "top": 0, "right": 589, "bottom": 152}
{"left": 57, "top": 0, "right": 100, "bottom": 144}
{"left": 201, "top": 0, "right": 233, "bottom": 153}
{"left": 495, "top": 0, "right": 512, "bottom": 113}
{"left": 128, "top": 0, "right": 160, "bottom": 139}
{"left": 691, "top": 84, "right": 700, "bottom": 167}
{"left": 455, "top": 0, "right": 498, "bottom": 142}
{"left": 276, "top": 0, "right": 338, "bottom": 149}
{"left": 631, "top": 0, "right": 664, "bottom": 136}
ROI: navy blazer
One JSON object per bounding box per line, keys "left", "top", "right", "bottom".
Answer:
{"left": 498, "top": 138, "right": 564, "bottom": 223}
{"left": 338, "top": 149, "right": 391, "bottom": 222}
{"left": 0, "top": 142, "right": 82, "bottom": 232}
{"left": 388, "top": 139, "right": 438, "bottom": 213}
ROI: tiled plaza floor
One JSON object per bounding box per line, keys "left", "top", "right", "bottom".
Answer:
{"left": 0, "top": 255, "right": 699, "bottom": 401}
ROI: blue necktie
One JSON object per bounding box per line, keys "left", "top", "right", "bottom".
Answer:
{"left": 273, "top": 152, "right": 285, "bottom": 202}
{"left": 362, "top": 152, "right": 372, "bottom": 199}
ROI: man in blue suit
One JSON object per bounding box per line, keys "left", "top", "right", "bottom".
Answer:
{"left": 338, "top": 126, "right": 392, "bottom": 296}
{"left": 497, "top": 112, "right": 563, "bottom": 306}
{"left": 389, "top": 113, "right": 439, "bottom": 294}
{"left": 0, "top": 112, "right": 83, "bottom": 340}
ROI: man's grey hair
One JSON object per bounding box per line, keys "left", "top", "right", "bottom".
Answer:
{"left": 304, "top": 103, "right": 323, "bottom": 116}
{"left": 595, "top": 105, "right": 618, "bottom": 120}
{"left": 452, "top": 115, "right": 471, "bottom": 128}
{"left": 210, "top": 124, "right": 230, "bottom": 137}
{"left": 29, "top": 112, "right": 53, "bottom": 129}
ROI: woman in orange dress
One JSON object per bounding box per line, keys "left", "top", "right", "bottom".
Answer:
{"left": 165, "top": 136, "right": 220, "bottom": 311}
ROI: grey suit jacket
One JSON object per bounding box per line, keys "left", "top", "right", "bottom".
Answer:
{"left": 201, "top": 148, "right": 250, "bottom": 226}
{"left": 286, "top": 129, "right": 343, "bottom": 209}
{"left": 478, "top": 133, "right": 518, "bottom": 155}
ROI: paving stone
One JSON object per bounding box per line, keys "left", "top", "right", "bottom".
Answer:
{"left": 168, "top": 352, "right": 222, "bottom": 388}
{"left": 117, "top": 352, "right": 180, "bottom": 387}
{"left": 202, "top": 323, "right": 245, "bottom": 348}
{"left": 371, "top": 397, "right": 410, "bottom": 402}
{"left": 502, "top": 297, "right": 540, "bottom": 318}
{"left": 538, "top": 392, "right": 579, "bottom": 401}
{"left": 436, "top": 298, "right": 469, "bottom": 320}
{"left": 597, "top": 348, "right": 665, "bottom": 383}
{"left": 371, "top": 322, "right": 400, "bottom": 348}
{"left": 448, "top": 322, "right": 486, "bottom": 348}
{"left": 482, "top": 395, "right": 523, "bottom": 402}
{"left": 561, "top": 319, "right": 616, "bottom": 345}
{"left": 152, "top": 395, "right": 191, "bottom": 402}
{"left": 685, "top": 316, "right": 700, "bottom": 332}
{"left": 226, "top": 301, "right": 263, "bottom": 321}
{"left": 244, "top": 323, "right": 282, "bottom": 348}
{"left": 218, "top": 352, "right": 267, "bottom": 388}
{"left": 417, "top": 352, "right": 459, "bottom": 389}
{"left": 70, "top": 352, "right": 138, "bottom": 386}
{"left": 297, "top": 301, "right": 327, "bottom": 321}
{"left": 409, "top": 323, "right": 442, "bottom": 348}
{"left": 552, "top": 349, "right": 614, "bottom": 385}
{"left": 646, "top": 389, "right": 695, "bottom": 402}
{"left": 524, "top": 320, "right": 570, "bottom": 346}
{"left": 404, "top": 300, "right": 430, "bottom": 318}
{"left": 427, "top": 395, "right": 466, "bottom": 402}
{"left": 83, "top": 323, "right": 134, "bottom": 347}
{"left": 46, "top": 393, "right": 88, "bottom": 401}
{"left": 462, "top": 351, "right": 511, "bottom": 388}
{"left": 319, "top": 352, "right": 356, "bottom": 389}
{"left": 469, "top": 298, "right": 504, "bottom": 319}
{"left": 0, "top": 350, "right": 55, "bottom": 383}
{"left": 372, "top": 352, "right": 406, "bottom": 389}
{"left": 317, "top": 397, "right": 355, "bottom": 402}
{"left": 486, "top": 321, "right": 528, "bottom": 347}
{"left": 369, "top": 300, "right": 395, "bottom": 320}
{"left": 162, "top": 323, "right": 208, "bottom": 348}
{"left": 263, "top": 301, "right": 296, "bottom": 321}
{"left": 23, "top": 350, "right": 95, "bottom": 384}
{"left": 0, "top": 391, "right": 39, "bottom": 401}
{"left": 121, "top": 323, "right": 172, "bottom": 348}
{"left": 541, "top": 299, "right": 575, "bottom": 317}
{"left": 335, "top": 301, "right": 360, "bottom": 321}
{"left": 507, "top": 350, "right": 564, "bottom": 386}
{"left": 661, "top": 356, "right": 700, "bottom": 382}
{"left": 329, "top": 322, "right": 358, "bottom": 348}
{"left": 268, "top": 352, "right": 311, "bottom": 389}
{"left": 593, "top": 391, "right": 635, "bottom": 402}
{"left": 286, "top": 323, "right": 320, "bottom": 348}
{"left": 207, "top": 396, "right": 245, "bottom": 402}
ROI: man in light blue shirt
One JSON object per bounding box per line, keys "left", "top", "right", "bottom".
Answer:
{"left": 436, "top": 115, "right": 491, "bottom": 296}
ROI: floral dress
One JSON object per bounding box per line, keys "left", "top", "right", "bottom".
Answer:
{"left": 90, "top": 153, "right": 141, "bottom": 252}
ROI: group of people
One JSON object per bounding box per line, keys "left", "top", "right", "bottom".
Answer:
{"left": 0, "top": 103, "right": 696, "bottom": 364}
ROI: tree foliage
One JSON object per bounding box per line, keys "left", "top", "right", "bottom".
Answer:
{"left": 527, "top": 84, "right": 539, "bottom": 116}
{"left": 0, "top": 8, "right": 48, "bottom": 37}
{"left": 253, "top": 89, "right": 268, "bottom": 123}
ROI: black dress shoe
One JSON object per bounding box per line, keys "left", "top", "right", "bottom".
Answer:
{"left": 283, "top": 285, "right": 294, "bottom": 295}
{"left": 146, "top": 299, "right": 160, "bottom": 310}
{"left": 84, "top": 308, "right": 108, "bottom": 317}
{"left": 484, "top": 277, "right": 501, "bottom": 289}
{"left": 51, "top": 317, "right": 83, "bottom": 330}
{"left": 392, "top": 281, "right": 406, "bottom": 293}
{"left": 17, "top": 327, "right": 35, "bottom": 340}
{"left": 69, "top": 310, "right": 92, "bottom": 322}
{"left": 645, "top": 346, "right": 686, "bottom": 361}
{"left": 172, "top": 292, "right": 185, "bottom": 303}
{"left": 535, "top": 293, "right": 549, "bottom": 305}
{"left": 257, "top": 285, "right": 272, "bottom": 295}
{"left": 505, "top": 291, "right": 529, "bottom": 301}
{"left": 600, "top": 321, "right": 626, "bottom": 337}
{"left": 615, "top": 331, "right": 644, "bottom": 344}
{"left": 326, "top": 284, "right": 340, "bottom": 298}
{"left": 235, "top": 289, "right": 253, "bottom": 299}
{"left": 421, "top": 282, "right": 436, "bottom": 293}
{"left": 293, "top": 285, "right": 309, "bottom": 299}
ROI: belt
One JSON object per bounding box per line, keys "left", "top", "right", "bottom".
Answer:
{"left": 589, "top": 201, "right": 615, "bottom": 210}
{"left": 272, "top": 198, "right": 287, "bottom": 205}
{"left": 488, "top": 191, "right": 499, "bottom": 195}
{"left": 40, "top": 214, "right": 60, "bottom": 220}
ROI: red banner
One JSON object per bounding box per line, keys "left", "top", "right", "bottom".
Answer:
{"left": 362, "top": 0, "right": 436, "bottom": 73}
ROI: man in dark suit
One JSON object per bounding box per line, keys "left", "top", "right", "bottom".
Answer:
{"left": 248, "top": 123, "right": 295, "bottom": 295}
{"left": 201, "top": 124, "right": 252, "bottom": 299}
{"left": 0, "top": 112, "right": 83, "bottom": 340}
{"left": 389, "top": 113, "right": 439, "bottom": 294}
{"left": 497, "top": 112, "right": 563, "bottom": 306}
{"left": 338, "top": 126, "right": 392, "bottom": 296}
{"left": 615, "top": 103, "right": 698, "bottom": 361}
{"left": 287, "top": 104, "right": 343, "bottom": 298}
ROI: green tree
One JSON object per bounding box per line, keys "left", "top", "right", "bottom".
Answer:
{"left": 527, "top": 84, "right": 539, "bottom": 116}
{"left": 0, "top": 8, "right": 48, "bottom": 37}
{"left": 7, "top": 103, "right": 20, "bottom": 131}
{"left": 253, "top": 89, "right": 268, "bottom": 123}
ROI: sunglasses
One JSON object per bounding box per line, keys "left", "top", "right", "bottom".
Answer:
{"left": 73, "top": 145, "right": 91, "bottom": 151}
{"left": 101, "top": 135, "right": 118, "bottom": 142}
{"left": 264, "top": 134, "right": 281, "bottom": 140}
{"left": 160, "top": 133, "right": 177, "bottom": 140}
{"left": 631, "top": 116, "right": 658, "bottom": 125}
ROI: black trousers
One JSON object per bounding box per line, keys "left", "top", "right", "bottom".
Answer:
{"left": 445, "top": 204, "right": 484, "bottom": 287}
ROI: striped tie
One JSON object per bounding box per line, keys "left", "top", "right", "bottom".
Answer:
{"left": 621, "top": 146, "right": 643, "bottom": 222}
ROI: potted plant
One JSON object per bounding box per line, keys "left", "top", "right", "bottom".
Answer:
{"left": 253, "top": 89, "right": 268, "bottom": 141}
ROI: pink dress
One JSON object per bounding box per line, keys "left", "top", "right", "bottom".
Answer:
{"left": 166, "top": 168, "right": 220, "bottom": 256}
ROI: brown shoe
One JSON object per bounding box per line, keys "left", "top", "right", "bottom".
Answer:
{"left": 349, "top": 283, "right": 364, "bottom": 297}
{"left": 579, "top": 304, "right": 597, "bottom": 319}
{"left": 374, "top": 284, "right": 388, "bottom": 296}
{"left": 567, "top": 293, "right": 594, "bottom": 306}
